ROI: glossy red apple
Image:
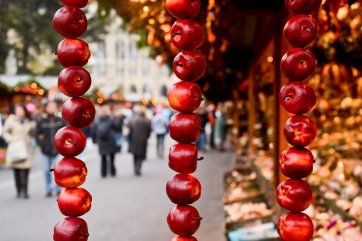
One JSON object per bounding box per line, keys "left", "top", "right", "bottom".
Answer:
{"left": 171, "top": 19, "right": 204, "bottom": 50}
{"left": 285, "top": 0, "right": 322, "bottom": 14}
{"left": 167, "top": 205, "right": 202, "bottom": 236}
{"left": 53, "top": 6, "right": 87, "bottom": 39}
{"left": 58, "top": 188, "right": 92, "bottom": 217}
{"left": 173, "top": 51, "right": 206, "bottom": 82}
{"left": 166, "top": 174, "right": 201, "bottom": 205}
{"left": 168, "top": 81, "right": 202, "bottom": 113}
{"left": 169, "top": 144, "right": 199, "bottom": 174}
{"left": 61, "top": 0, "right": 88, "bottom": 8}
{"left": 54, "top": 157, "right": 87, "bottom": 188}
{"left": 58, "top": 66, "right": 91, "bottom": 97}
{"left": 284, "top": 115, "right": 317, "bottom": 147}
{"left": 281, "top": 48, "right": 316, "bottom": 81}
{"left": 279, "top": 147, "right": 314, "bottom": 179}
{"left": 166, "top": 0, "right": 201, "bottom": 19}
{"left": 57, "top": 39, "right": 90, "bottom": 67}
{"left": 279, "top": 81, "right": 316, "bottom": 115}
{"left": 277, "top": 212, "right": 314, "bottom": 241}
{"left": 276, "top": 179, "right": 312, "bottom": 212}
{"left": 169, "top": 113, "right": 201, "bottom": 143}
{"left": 53, "top": 217, "right": 89, "bottom": 241}
{"left": 172, "top": 237, "right": 197, "bottom": 241}
{"left": 61, "top": 97, "right": 95, "bottom": 128}
{"left": 54, "top": 126, "right": 87, "bottom": 157}
{"left": 283, "top": 15, "right": 318, "bottom": 48}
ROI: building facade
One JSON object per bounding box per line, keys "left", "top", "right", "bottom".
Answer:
{"left": 88, "top": 16, "right": 170, "bottom": 102}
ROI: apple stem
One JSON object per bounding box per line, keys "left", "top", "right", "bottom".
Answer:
{"left": 83, "top": 112, "right": 91, "bottom": 119}
{"left": 80, "top": 234, "right": 90, "bottom": 237}
{"left": 313, "top": 160, "right": 316, "bottom": 163}
{"left": 282, "top": 94, "right": 293, "bottom": 100}
{"left": 174, "top": 61, "right": 183, "bottom": 67}
{"left": 197, "top": 157, "right": 204, "bottom": 161}
{"left": 195, "top": 96, "right": 204, "bottom": 101}
{"left": 75, "top": 77, "right": 83, "bottom": 83}
{"left": 49, "top": 169, "right": 54, "bottom": 172}
{"left": 192, "top": 217, "right": 203, "bottom": 221}
{"left": 171, "top": 32, "right": 181, "bottom": 38}
{"left": 65, "top": 139, "right": 76, "bottom": 145}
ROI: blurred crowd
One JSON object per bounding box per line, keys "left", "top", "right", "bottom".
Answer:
{"left": 0, "top": 99, "right": 230, "bottom": 200}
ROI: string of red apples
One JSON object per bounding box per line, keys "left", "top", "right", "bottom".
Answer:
{"left": 165, "top": 1, "right": 206, "bottom": 240}
{"left": 52, "top": 0, "right": 95, "bottom": 240}
{"left": 277, "top": 1, "right": 322, "bottom": 241}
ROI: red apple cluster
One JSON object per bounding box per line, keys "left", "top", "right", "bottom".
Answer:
{"left": 277, "top": 1, "right": 322, "bottom": 241}
{"left": 165, "top": 0, "right": 206, "bottom": 240}
{"left": 52, "top": 1, "right": 93, "bottom": 241}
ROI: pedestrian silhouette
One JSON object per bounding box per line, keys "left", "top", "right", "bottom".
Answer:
{"left": 128, "top": 105, "right": 151, "bottom": 176}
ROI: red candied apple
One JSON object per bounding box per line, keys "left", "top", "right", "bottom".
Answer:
{"left": 54, "top": 157, "right": 87, "bottom": 188}
{"left": 167, "top": 205, "right": 202, "bottom": 236}
{"left": 166, "top": 174, "right": 201, "bottom": 205}
{"left": 173, "top": 51, "right": 206, "bottom": 81}
{"left": 285, "top": 0, "right": 322, "bottom": 14}
{"left": 57, "top": 39, "right": 90, "bottom": 67}
{"left": 61, "top": 97, "right": 95, "bottom": 128}
{"left": 280, "top": 147, "right": 314, "bottom": 179}
{"left": 58, "top": 66, "right": 91, "bottom": 97}
{"left": 61, "top": 0, "right": 88, "bottom": 8}
{"left": 168, "top": 81, "right": 203, "bottom": 113}
{"left": 169, "top": 113, "right": 201, "bottom": 143}
{"left": 172, "top": 237, "right": 197, "bottom": 241}
{"left": 277, "top": 212, "right": 314, "bottom": 241}
{"left": 169, "top": 144, "right": 199, "bottom": 174}
{"left": 52, "top": 6, "right": 87, "bottom": 39}
{"left": 281, "top": 48, "right": 316, "bottom": 81}
{"left": 279, "top": 81, "right": 316, "bottom": 115}
{"left": 283, "top": 15, "right": 318, "bottom": 48}
{"left": 276, "top": 179, "right": 313, "bottom": 212}
{"left": 53, "top": 217, "right": 89, "bottom": 241}
{"left": 166, "top": 0, "right": 200, "bottom": 19}
{"left": 284, "top": 115, "right": 317, "bottom": 147}
{"left": 58, "top": 188, "right": 92, "bottom": 217}
{"left": 54, "top": 126, "right": 87, "bottom": 157}
{"left": 171, "top": 19, "right": 204, "bottom": 50}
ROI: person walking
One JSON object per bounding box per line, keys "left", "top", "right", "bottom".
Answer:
{"left": 2, "top": 104, "right": 35, "bottom": 199}
{"left": 196, "top": 106, "right": 208, "bottom": 152}
{"left": 93, "top": 104, "right": 120, "bottom": 178}
{"left": 152, "top": 106, "right": 168, "bottom": 158}
{"left": 128, "top": 106, "right": 151, "bottom": 176}
{"left": 35, "top": 101, "right": 65, "bottom": 197}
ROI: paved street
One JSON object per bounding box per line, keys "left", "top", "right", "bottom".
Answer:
{"left": 0, "top": 135, "right": 233, "bottom": 241}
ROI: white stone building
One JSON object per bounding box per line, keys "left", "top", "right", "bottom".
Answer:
{"left": 87, "top": 15, "right": 170, "bottom": 102}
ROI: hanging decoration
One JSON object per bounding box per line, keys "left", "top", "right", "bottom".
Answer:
{"left": 165, "top": 0, "right": 206, "bottom": 240}
{"left": 51, "top": 0, "right": 94, "bottom": 240}
{"left": 276, "top": 0, "right": 323, "bottom": 241}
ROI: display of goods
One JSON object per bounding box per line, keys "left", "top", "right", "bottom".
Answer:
{"left": 166, "top": 1, "right": 205, "bottom": 240}
{"left": 52, "top": 1, "right": 93, "bottom": 240}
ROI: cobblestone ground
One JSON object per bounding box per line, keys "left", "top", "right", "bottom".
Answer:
{"left": 0, "top": 135, "right": 233, "bottom": 241}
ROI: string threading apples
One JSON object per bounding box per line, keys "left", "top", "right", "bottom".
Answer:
{"left": 165, "top": 0, "right": 206, "bottom": 240}
{"left": 277, "top": 1, "right": 322, "bottom": 241}
{"left": 52, "top": 0, "right": 94, "bottom": 240}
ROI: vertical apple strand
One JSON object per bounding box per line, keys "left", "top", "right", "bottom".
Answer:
{"left": 277, "top": 1, "right": 322, "bottom": 241}
{"left": 52, "top": 0, "right": 94, "bottom": 240}
{"left": 165, "top": 1, "right": 206, "bottom": 240}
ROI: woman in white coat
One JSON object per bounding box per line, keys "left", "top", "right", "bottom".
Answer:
{"left": 2, "top": 104, "right": 35, "bottom": 199}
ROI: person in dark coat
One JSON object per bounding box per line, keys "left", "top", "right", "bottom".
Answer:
{"left": 93, "top": 104, "right": 120, "bottom": 178}
{"left": 128, "top": 106, "right": 151, "bottom": 176}
{"left": 35, "top": 101, "right": 65, "bottom": 197}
